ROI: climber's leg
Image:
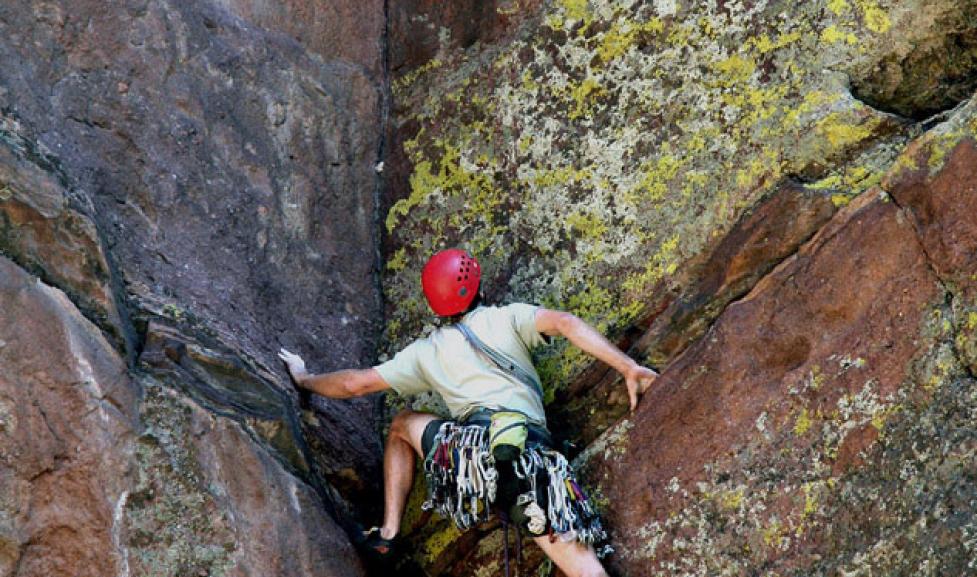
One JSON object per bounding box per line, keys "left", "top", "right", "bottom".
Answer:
{"left": 533, "top": 536, "right": 609, "bottom": 577}
{"left": 379, "top": 409, "right": 438, "bottom": 539}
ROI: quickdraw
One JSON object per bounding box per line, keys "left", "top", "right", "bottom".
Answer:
{"left": 422, "top": 421, "right": 611, "bottom": 558}
{"left": 422, "top": 422, "right": 496, "bottom": 530}
{"left": 514, "top": 447, "right": 607, "bottom": 551}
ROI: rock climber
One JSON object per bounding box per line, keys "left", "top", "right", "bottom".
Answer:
{"left": 279, "top": 249, "right": 657, "bottom": 577}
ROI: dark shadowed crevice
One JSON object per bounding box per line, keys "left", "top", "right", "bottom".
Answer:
{"left": 372, "top": 0, "right": 391, "bottom": 350}
{"left": 850, "top": 7, "right": 977, "bottom": 120}
{"left": 88, "top": 208, "right": 141, "bottom": 365}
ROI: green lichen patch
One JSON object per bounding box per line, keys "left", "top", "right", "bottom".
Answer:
{"left": 125, "top": 379, "right": 236, "bottom": 577}
{"left": 384, "top": 0, "right": 921, "bottom": 395}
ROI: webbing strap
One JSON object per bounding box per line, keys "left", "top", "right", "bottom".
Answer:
{"left": 502, "top": 517, "right": 510, "bottom": 577}
{"left": 455, "top": 322, "right": 545, "bottom": 400}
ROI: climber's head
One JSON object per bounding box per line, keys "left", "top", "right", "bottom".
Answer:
{"left": 422, "top": 249, "right": 482, "bottom": 317}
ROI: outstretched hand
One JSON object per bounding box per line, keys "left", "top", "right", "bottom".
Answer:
{"left": 278, "top": 348, "right": 308, "bottom": 385}
{"left": 625, "top": 364, "right": 658, "bottom": 412}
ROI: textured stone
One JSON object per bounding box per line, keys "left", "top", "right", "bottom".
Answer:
{"left": 388, "top": 0, "right": 544, "bottom": 76}
{"left": 849, "top": 1, "right": 977, "bottom": 119}
{"left": 888, "top": 137, "right": 977, "bottom": 296}
{"left": 0, "top": 122, "right": 124, "bottom": 348}
{"left": 549, "top": 179, "right": 839, "bottom": 450}
{"left": 222, "top": 0, "right": 385, "bottom": 73}
{"left": 0, "top": 0, "right": 385, "bottom": 518}
{"left": 592, "top": 190, "right": 942, "bottom": 575}
{"left": 0, "top": 255, "right": 365, "bottom": 577}
{"left": 138, "top": 319, "right": 382, "bottom": 510}
{"left": 127, "top": 378, "right": 366, "bottom": 577}
{"left": 0, "top": 255, "right": 135, "bottom": 577}
{"left": 0, "top": 0, "right": 383, "bottom": 382}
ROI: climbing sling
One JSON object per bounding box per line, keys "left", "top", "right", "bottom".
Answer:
{"left": 455, "top": 322, "right": 541, "bottom": 462}
{"left": 454, "top": 321, "right": 544, "bottom": 399}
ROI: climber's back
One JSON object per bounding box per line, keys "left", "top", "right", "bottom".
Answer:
{"left": 374, "top": 303, "right": 548, "bottom": 426}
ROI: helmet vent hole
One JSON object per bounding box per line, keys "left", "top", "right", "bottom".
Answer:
{"left": 457, "top": 277, "right": 462, "bottom": 281}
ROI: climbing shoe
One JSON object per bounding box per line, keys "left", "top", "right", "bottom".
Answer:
{"left": 354, "top": 526, "right": 397, "bottom": 562}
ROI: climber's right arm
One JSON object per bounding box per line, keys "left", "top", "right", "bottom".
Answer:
{"left": 279, "top": 348, "right": 390, "bottom": 398}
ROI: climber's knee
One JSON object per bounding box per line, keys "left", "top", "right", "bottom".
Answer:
{"left": 387, "top": 409, "right": 437, "bottom": 456}
{"left": 388, "top": 409, "right": 416, "bottom": 441}
{"left": 533, "top": 535, "right": 608, "bottom": 577}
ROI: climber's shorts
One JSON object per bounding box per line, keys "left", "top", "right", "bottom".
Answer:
{"left": 421, "top": 417, "right": 450, "bottom": 457}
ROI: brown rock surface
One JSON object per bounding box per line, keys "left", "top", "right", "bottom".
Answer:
{"left": 0, "top": 123, "right": 124, "bottom": 347}
{"left": 598, "top": 191, "right": 941, "bottom": 568}
{"left": 549, "top": 180, "right": 840, "bottom": 450}
{"left": 888, "top": 138, "right": 977, "bottom": 295}
{"left": 0, "top": 255, "right": 366, "bottom": 577}
{"left": 127, "top": 378, "right": 366, "bottom": 577}
{"left": 388, "top": 0, "right": 544, "bottom": 76}
{"left": 0, "top": 255, "right": 135, "bottom": 576}
{"left": 222, "top": 0, "right": 385, "bottom": 73}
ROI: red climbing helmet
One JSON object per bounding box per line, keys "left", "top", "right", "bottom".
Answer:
{"left": 421, "top": 249, "right": 481, "bottom": 316}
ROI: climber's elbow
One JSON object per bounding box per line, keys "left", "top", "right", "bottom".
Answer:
{"left": 342, "top": 368, "right": 389, "bottom": 397}
{"left": 536, "top": 308, "right": 582, "bottom": 338}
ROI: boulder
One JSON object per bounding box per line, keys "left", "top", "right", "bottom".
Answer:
{"left": 0, "top": 257, "right": 134, "bottom": 577}
{"left": 0, "top": 0, "right": 386, "bottom": 518}
{"left": 0, "top": 255, "right": 366, "bottom": 577}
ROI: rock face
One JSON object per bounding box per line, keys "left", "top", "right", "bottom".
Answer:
{"left": 0, "top": 0, "right": 384, "bottom": 371}
{"left": 3, "top": 0, "right": 977, "bottom": 576}
{"left": 0, "top": 122, "right": 124, "bottom": 348}
{"left": 383, "top": 0, "right": 977, "bottom": 575}
{"left": 0, "top": 256, "right": 135, "bottom": 577}
{"left": 0, "top": 1, "right": 384, "bottom": 575}
{"left": 0, "top": 256, "right": 365, "bottom": 577}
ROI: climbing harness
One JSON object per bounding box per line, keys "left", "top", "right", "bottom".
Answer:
{"left": 422, "top": 421, "right": 612, "bottom": 564}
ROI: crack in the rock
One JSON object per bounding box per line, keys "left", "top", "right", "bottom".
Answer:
{"left": 84, "top": 212, "right": 140, "bottom": 366}
{"left": 370, "top": 0, "right": 391, "bottom": 350}
{"left": 883, "top": 182, "right": 977, "bottom": 383}
{"left": 0, "top": 121, "right": 139, "bottom": 362}
{"left": 883, "top": 189, "right": 951, "bottom": 293}
{"left": 844, "top": 80, "right": 916, "bottom": 125}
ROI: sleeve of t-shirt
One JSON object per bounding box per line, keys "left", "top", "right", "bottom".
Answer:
{"left": 506, "top": 303, "right": 548, "bottom": 349}
{"left": 373, "top": 340, "right": 432, "bottom": 396}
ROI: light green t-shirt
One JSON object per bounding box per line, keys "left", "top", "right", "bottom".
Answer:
{"left": 374, "top": 303, "right": 548, "bottom": 425}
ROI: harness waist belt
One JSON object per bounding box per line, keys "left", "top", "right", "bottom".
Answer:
{"left": 462, "top": 409, "right": 553, "bottom": 447}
